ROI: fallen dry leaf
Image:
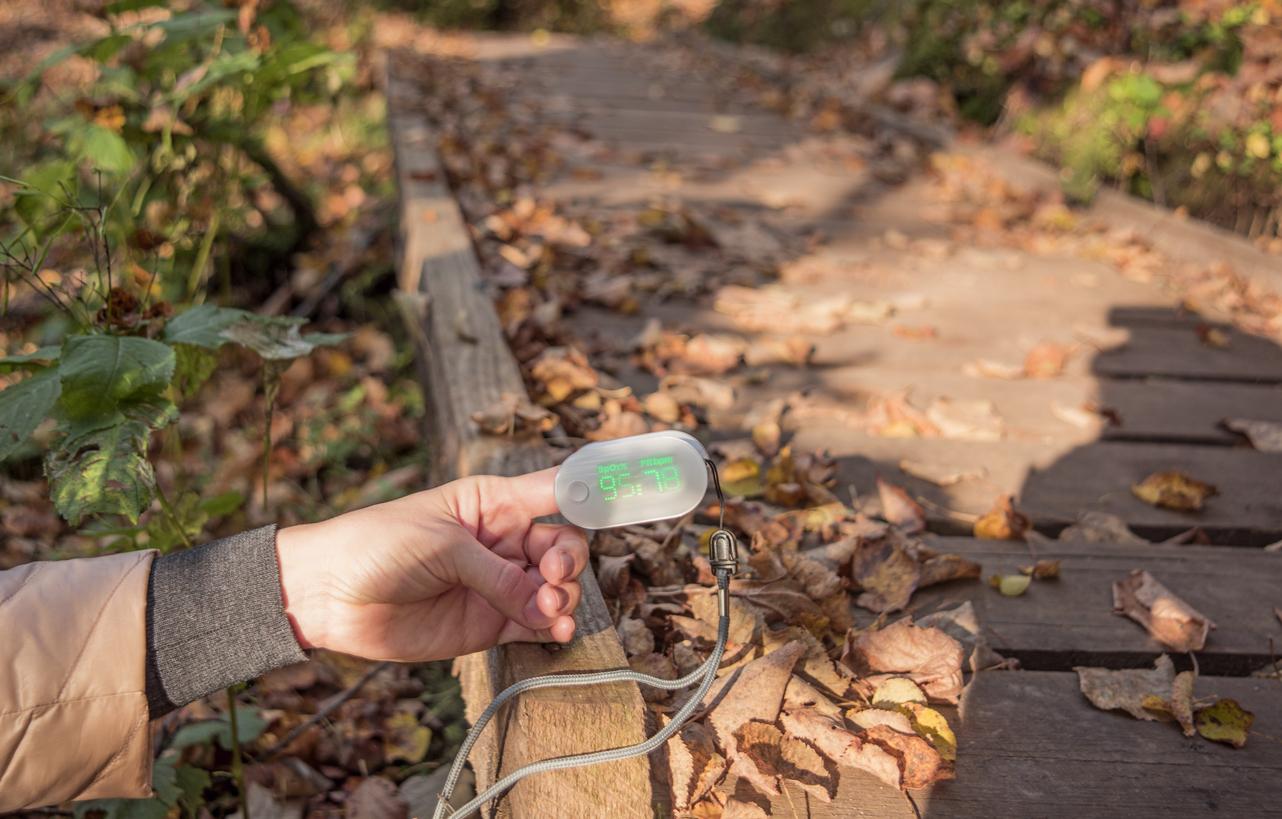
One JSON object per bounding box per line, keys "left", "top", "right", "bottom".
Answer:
{"left": 730, "top": 719, "right": 836, "bottom": 800}
{"left": 667, "top": 720, "right": 726, "bottom": 812}
{"left": 901, "top": 702, "right": 957, "bottom": 761}
{"left": 1077, "top": 656, "right": 1179, "bottom": 722}
{"left": 1112, "top": 570, "right": 1215, "bottom": 652}
{"left": 1131, "top": 470, "right": 1218, "bottom": 512}
{"left": 1141, "top": 670, "right": 1196, "bottom": 736}
{"left": 1058, "top": 511, "right": 1149, "bottom": 545}
{"left": 926, "top": 397, "right": 1003, "bottom": 441}
{"left": 469, "top": 393, "right": 556, "bottom": 435}
{"left": 899, "top": 459, "right": 986, "bottom": 486}
{"left": 720, "top": 458, "right": 766, "bottom": 498}
{"left": 847, "top": 706, "right": 915, "bottom": 734}
{"left": 1023, "top": 341, "right": 1071, "bottom": 378}
{"left": 1195, "top": 324, "right": 1231, "bottom": 349}
{"left": 877, "top": 478, "right": 925, "bottom": 533}
{"left": 973, "top": 495, "right": 1029, "bottom": 541}
{"left": 1020, "top": 559, "right": 1061, "bottom": 580}
{"left": 1195, "top": 698, "right": 1254, "bottom": 748}
{"left": 989, "top": 574, "right": 1031, "bottom": 597}
{"left": 871, "top": 677, "right": 928, "bottom": 707}
{"left": 850, "top": 537, "right": 920, "bottom": 613}
{"left": 963, "top": 358, "right": 1025, "bottom": 380}
{"left": 345, "top": 776, "right": 408, "bottom": 819}
{"left": 861, "top": 724, "right": 952, "bottom": 790}
{"left": 779, "top": 708, "right": 902, "bottom": 789}
{"left": 842, "top": 618, "right": 965, "bottom": 704}
{"left": 1223, "top": 418, "right": 1282, "bottom": 453}
{"left": 705, "top": 642, "right": 806, "bottom": 749}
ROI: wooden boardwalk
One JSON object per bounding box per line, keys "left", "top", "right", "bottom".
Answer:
{"left": 391, "top": 34, "right": 1282, "bottom": 818}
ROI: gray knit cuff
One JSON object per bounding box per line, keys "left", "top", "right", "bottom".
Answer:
{"left": 145, "top": 525, "right": 307, "bottom": 718}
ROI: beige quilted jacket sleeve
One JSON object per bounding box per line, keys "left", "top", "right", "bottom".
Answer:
{"left": 0, "top": 550, "right": 156, "bottom": 809}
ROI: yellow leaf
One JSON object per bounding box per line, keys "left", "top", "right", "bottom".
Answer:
{"left": 720, "top": 457, "right": 765, "bottom": 497}
{"left": 1131, "top": 470, "right": 1217, "bottom": 512}
{"left": 989, "top": 574, "right": 1031, "bottom": 596}
{"left": 871, "top": 676, "right": 928, "bottom": 707}
{"left": 1196, "top": 698, "right": 1254, "bottom": 748}
{"left": 902, "top": 702, "right": 957, "bottom": 761}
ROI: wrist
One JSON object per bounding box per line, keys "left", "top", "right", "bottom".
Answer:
{"left": 276, "top": 523, "right": 330, "bottom": 651}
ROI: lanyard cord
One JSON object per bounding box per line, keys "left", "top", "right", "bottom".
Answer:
{"left": 434, "top": 461, "right": 737, "bottom": 819}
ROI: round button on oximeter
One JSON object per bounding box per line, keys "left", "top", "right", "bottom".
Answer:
{"left": 554, "top": 430, "right": 709, "bottom": 529}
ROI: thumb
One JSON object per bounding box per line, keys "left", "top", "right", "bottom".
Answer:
{"left": 453, "top": 538, "right": 553, "bottom": 630}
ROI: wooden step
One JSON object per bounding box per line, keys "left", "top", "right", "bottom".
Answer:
{"left": 905, "top": 537, "right": 1282, "bottom": 675}
{"left": 768, "top": 670, "right": 1282, "bottom": 818}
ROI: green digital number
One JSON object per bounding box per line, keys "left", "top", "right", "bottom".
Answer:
{"left": 599, "top": 474, "right": 618, "bottom": 501}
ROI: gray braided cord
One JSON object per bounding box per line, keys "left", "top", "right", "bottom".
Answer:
{"left": 434, "top": 572, "right": 731, "bottom": 819}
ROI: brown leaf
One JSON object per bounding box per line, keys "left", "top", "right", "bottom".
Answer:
{"left": 1141, "top": 670, "right": 1197, "bottom": 737}
{"left": 1131, "top": 471, "right": 1218, "bottom": 512}
{"left": 917, "top": 551, "right": 983, "bottom": 588}
{"left": 469, "top": 393, "right": 555, "bottom": 436}
{"left": 925, "top": 397, "right": 1004, "bottom": 441}
{"left": 1020, "top": 559, "right": 1061, "bottom": 580}
{"left": 1223, "top": 418, "right": 1282, "bottom": 453}
{"left": 861, "top": 725, "right": 952, "bottom": 790}
{"left": 616, "top": 616, "right": 655, "bottom": 657}
{"left": 1058, "top": 511, "right": 1149, "bottom": 545}
{"left": 1023, "top": 341, "right": 1071, "bottom": 378}
{"left": 680, "top": 334, "right": 747, "bottom": 375}
{"left": 1076, "top": 655, "right": 1178, "bottom": 722}
{"left": 899, "top": 459, "right": 985, "bottom": 486}
{"left": 876, "top": 478, "right": 925, "bottom": 533}
{"left": 730, "top": 720, "right": 836, "bottom": 801}
{"left": 596, "top": 553, "right": 635, "bottom": 598}
{"left": 779, "top": 708, "right": 901, "bottom": 789}
{"left": 973, "top": 495, "right": 1029, "bottom": 540}
{"left": 705, "top": 642, "right": 806, "bottom": 748}
{"left": 842, "top": 619, "right": 965, "bottom": 704}
{"left": 668, "top": 721, "right": 726, "bottom": 813}
{"left": 1112, "top": 570, "right": 1215, "bottom": 652}
{"left": 851, "top": 537, "right": 921, "bottom": 613}
{"left": 345, "top": 777, "right": 408, "bottom": 819}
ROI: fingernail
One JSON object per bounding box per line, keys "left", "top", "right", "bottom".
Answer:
{"left": 552, "top": 585, "right": 570, "bottom": 610}
{"left": 558, "top": 550, "right": 575, "bottom": 580}
{"left": 524, "top": 596, "right": 551, "bottom": 626}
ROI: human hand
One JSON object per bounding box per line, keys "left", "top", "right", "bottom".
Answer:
{"left": 275, "top": 468, "right": 587, "bottom": 662}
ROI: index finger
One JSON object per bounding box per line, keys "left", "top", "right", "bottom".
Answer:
{"left": 496, "top": 466, "right": 561, "bottom": 520}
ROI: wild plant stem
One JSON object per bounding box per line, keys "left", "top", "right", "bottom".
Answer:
{"left": 226, "top": 687, "right": 250, "bottom": 819}
{"left": 154, "top": 484, "right": 192, "bottom": 551}
{"left": 187, "top": 209, "right": 221, "bottom": 303}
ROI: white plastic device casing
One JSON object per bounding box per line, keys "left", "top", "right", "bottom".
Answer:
{"left": 554, "top": 431, "right": 709, "bottom": 529}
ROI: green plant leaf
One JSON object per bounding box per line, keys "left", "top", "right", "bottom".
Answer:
{"left": 169, "top": 707, "right": 268, "bottom": 752}
{"left": 0, "top": 346, "right": 61, "bottom": 371}
{"left": 162, "top": 304, "right": 248, "bottom": 348}
{"left": 74, "top": 758, "right": 206, "bottom": 819}
{"left": 69, "top": 124, "right": 135, "bottom": 174}
{"left": 0, "top": 369, "right": 61, "bottom": 462}
{"left": 220, "top": 314, "right": 346, "bottom": 361}
{"left": 45, "top": 404, "right": 174, "bottom": 525}
{"left": 58, "top": 335, "right": 175, "bottom": 422}
{"left": 171, "top": 343, "right": 219, "bottom": 399}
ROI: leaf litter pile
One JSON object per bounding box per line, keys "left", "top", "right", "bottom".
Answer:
{"left": 398, "top": 35, "right": 1272, "bottom": 812}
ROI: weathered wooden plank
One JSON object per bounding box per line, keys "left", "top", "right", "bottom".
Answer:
{"left": 388, "top": 57, "right": 653, "bottom": 819}
{"left": 787, "top": 427, "right": 1282, "bottom": 544}
{"left": 569, "top": 303, "right": 1282, "bottom": 448}
{"left": 1095, "top": 325, "right": 1282, "bottom": 383}
{"left": 902, "top": 537, "right": 1282, "bottom": 673}
{"left": 771, "top": 671, "right": 1282, "bottom": 818}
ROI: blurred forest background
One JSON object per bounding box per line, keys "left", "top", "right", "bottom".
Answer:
{"left": 0, "top": 0, "right": 1278, "bottom": 816}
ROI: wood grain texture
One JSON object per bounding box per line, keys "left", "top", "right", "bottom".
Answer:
{"left": 388, "top": 58, "right": 653, "bottom": 819}
{"left": 769, "top": 671, "right": 1282, "bottom": 818}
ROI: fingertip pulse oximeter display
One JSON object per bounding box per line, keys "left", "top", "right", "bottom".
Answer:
{"left": 554, "top": 430, "right": 709, "bottom": 529}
